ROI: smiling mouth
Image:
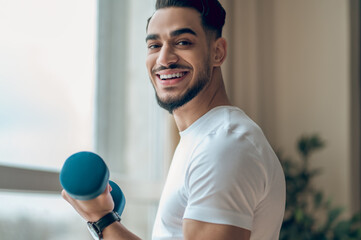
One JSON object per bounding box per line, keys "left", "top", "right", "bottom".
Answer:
{"left": 158, "top": 72, "right": 187, "bottom": 80}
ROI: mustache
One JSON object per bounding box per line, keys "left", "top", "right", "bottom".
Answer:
{"left": 152, "top": 64, "right": 191, "bottom": 74}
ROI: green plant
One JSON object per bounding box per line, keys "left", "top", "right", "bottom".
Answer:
{"left": 279, "top": 134, "right": 361, "bottom": 240}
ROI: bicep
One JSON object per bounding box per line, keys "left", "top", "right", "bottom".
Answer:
{"left": 183, "top": 219, "right": 251, "bottom": 240}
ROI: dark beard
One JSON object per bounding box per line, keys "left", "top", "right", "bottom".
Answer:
{"left": 155, "top": 74, "right": 208, "bottom": 114}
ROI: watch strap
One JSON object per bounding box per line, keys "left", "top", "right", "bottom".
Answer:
{"left": 88, "top": 211, "right": 121, "bottom": 239}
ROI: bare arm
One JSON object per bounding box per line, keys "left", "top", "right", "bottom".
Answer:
{"left": 62, "top": 185, "right": 251, "bottom": 240}
{"left": 183, "top": 219, "right": 251, "bottom": 240}
{"left": 62, "top": 185, "right": 141, "bottom": 240}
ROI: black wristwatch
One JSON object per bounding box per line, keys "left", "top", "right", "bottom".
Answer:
{"left": 87, "top": 211, "right": 121, "bottom": 240}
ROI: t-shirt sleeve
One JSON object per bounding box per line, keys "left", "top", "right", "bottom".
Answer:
{"left": 183, "top": 131, "right": 268, "bottom": 231}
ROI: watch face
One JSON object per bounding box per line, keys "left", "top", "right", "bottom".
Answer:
{"left": 87, "top": 222, "right": 101, "bottom": 240}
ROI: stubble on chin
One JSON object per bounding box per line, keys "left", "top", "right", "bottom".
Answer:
{"left": 153, "top": 73, "right": 209, "bottom": 114}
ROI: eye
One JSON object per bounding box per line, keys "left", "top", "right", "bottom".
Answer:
{"left": 148, "top": 44, "right": 160, "bottom": 49}
{"left": 176, "top": 40, "right": 192, "bottom": 46}
{"left": 147, "top": 41, "right": 162, "bottom": 50}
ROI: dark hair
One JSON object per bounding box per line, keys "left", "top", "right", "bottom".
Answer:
{"left": 149, "top": 0, "right": 226, "bottom": 38}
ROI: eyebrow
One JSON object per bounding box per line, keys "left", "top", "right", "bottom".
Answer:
{"left": 145, "top": 28, "right": 197, "bottom": 42}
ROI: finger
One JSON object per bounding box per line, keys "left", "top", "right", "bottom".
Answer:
{"left": 61, "top": 189, "right": 69, "bottom": 201}
{"left": 61, "top": 189, "right": 75, "bottom": 205}
{"left": 100, "top": 183, "right": 111, "bottom": 196}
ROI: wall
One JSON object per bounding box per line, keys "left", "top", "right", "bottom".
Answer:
{"left": 221, "top": 0, "right": 356, "bottom": 213}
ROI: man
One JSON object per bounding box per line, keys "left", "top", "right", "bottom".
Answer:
{"left": 62, "top": 0, "right": 286, "bottom": 239}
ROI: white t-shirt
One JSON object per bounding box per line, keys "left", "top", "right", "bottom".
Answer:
{"left": 152, "top": 106, "right": 285, "bottom": 240}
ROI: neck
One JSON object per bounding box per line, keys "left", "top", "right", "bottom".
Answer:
{"left": 172, "top": 67, "right": 231, "bottom": 132}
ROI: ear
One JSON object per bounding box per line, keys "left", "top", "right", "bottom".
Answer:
{"left": 212, "top": 37, "right": 227, "bottom": 67}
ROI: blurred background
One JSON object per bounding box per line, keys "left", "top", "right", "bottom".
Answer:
{"left": 0, "top": 0, "right": 359, "bottom": 239}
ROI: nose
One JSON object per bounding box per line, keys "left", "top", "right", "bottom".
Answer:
{"left": 156, "top": 44, "right": 178, "bottom": 67}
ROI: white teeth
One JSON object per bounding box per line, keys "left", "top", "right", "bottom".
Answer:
{"left": 160, "top": 72, "right": 185, "bottom": 80}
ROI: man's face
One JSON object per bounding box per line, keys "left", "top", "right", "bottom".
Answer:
{"left": 146, "top": 7, "right": 212, "bottom": 113}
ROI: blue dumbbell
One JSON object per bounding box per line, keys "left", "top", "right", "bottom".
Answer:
{"left": 59, "top": 151, "right": 126, "bottom": 216}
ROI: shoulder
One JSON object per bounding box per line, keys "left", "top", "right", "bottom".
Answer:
{"left": 185, "top": 106, "right": 281, "bottom": 192}
{"left": 190, "top": 107, "right": 269, "bottom": 165}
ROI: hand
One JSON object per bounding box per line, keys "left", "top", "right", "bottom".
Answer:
{"left": 62, "top": 183, "right": 115, "bottom": 222}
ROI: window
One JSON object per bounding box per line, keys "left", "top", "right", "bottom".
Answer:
{"left": 0, "top": 0, "right": 96, "bottom": 239}
{"left": 0, "top": 0, "right": 171, "bottom": 239}
{"left": 0, "top": 192, "right": 90, "bottom": 240}
{"left": 0, "top": 0, "right": 96, "bottom": 170}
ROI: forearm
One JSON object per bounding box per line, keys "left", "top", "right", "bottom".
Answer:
{"left": 61, "top": 189, "right": 141, "bottom": 240}
{"left": 102, "top": 221, "right": 142, "bottom": 240}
